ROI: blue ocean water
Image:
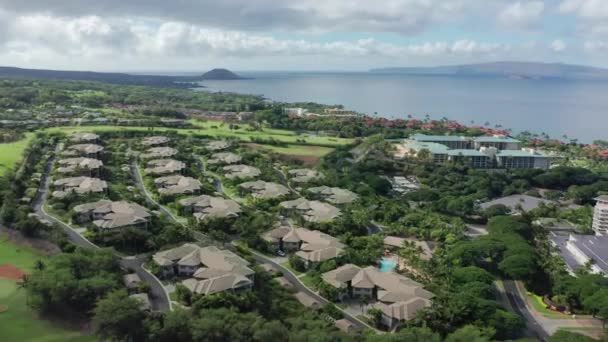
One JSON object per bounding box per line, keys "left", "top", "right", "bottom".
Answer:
{"left": 195, "top": 71, "right": 608, "bottom": 143}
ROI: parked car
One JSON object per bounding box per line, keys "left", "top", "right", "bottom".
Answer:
{"left": 277, "top": 250, "right": 286, "bottom": 257}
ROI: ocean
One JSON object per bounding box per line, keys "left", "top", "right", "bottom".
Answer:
{"left": 194, "top": 71, "right": 608, "bottom": 143}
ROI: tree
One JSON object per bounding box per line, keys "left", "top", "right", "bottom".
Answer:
{"left": 452, "top": 266, "right": 494, "bottom": 285}
{"left": 582, "top": 289, "right": 608, "bottom": 328}
{"left": 93, "top": 290, "right": 145, "bottom": 341}
{"left": 445, "top": 325, "right": 494, "bottom": 342}
{"left": 175, "top": 283, "right": 193, "bottom": 306}
{"left": 367, "top": 308, "right": 383, "bottom": 328}
{"left": 548, "top": 330, "right": 596, "bottom": 342}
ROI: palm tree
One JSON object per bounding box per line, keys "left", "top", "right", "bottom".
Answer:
{"left": 34, "top": 260, "right": 45, "bottom": 271}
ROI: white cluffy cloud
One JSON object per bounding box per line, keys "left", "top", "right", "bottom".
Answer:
{"left": 550, "top": 39, "right": 566, "bottom": 52}
{"left": 499, "top": 1, "right": 545, "bottom": 27}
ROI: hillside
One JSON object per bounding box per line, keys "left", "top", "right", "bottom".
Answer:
{"left": 370, "top": 61, "right": 608, "bottom": 80}
{"left": 0, "top": 67, "right": 245, "bottom": 87}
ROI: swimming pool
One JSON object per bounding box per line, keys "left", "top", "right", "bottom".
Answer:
{"left": 379, "top": 258, "right": 397, "bottom": 272}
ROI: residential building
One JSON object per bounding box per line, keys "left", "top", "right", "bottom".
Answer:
{"left": 239, "top": 181, "right": 290, "bottom": 200}
{"left": 593, "top": 195, "right": 608, "bottom": 235}
{"left": 324, "top": 108, "right": 356, "bottom": 115}
{"left": 70, "top": 132, "right": 100, "bottom": 143}
{"left": 222, "top": 164, "right": 261, "bottom": 179}
{"left": 123, "top": 273, "right": 142, "bottom": 294}
{"left": 479, "top": 194, "right": 557, "bottom": 213}
{"left": 279, "top": 198, "right": 341, "bottom": 223}
{"left": 179, "top": 195, "right": 242, "bottom": 221}
{"left": 288, "top": 168, "right": 323, "bottom": 183}
{"left": 73, "top": 200, "right": 151, "bottom": 231}
{"left": 153, "top": 244, "right": 254, "bottom": 295}
{"left": 208, "top": 152, "right": 242, "bottom": 165}
{"left": 307, "top": 186, "right": 358, "bottom": 205}
{"left": 322, "top": 265, "right": 433, "bottom": 329}
{"left": 52, "top": 177, "right": 108, "bottom": 198}
{"left": 263, "top": 227, "right": 344, "bottom": 268}
{"left": 383, "top": 236, "right": 435, "bottom": 261}
{"left": 335, "top": 319, "right": 357, "bottom": 333}
{"left": 141, "top": 147, "right": 178, "bottom": 159}
{"left": 473, "top": 136, "right": 521, "bottom": 150}
{"left": 294, "top": 292, "right": 321, "bottom": 310}
{"left": 411, "top": 133, "right": 471, "bottom": 150}
{"left": 206, "top": 140, "right": 231, "bottom": 151}
{"left": 141, "top": 136, "right": 170, "bottom": 147}
{"left": 284, "top": 107, "right": 309, "bottom": 116}
{"left": 496, "top": 149, "right": 552, "bottom": 170}
{"left": 57, "top": 157, "right": 103, "bottom": 175}
{"left": 154, "top": 175, "right": 201, "bottom": 196}
{"left": 447, "top": 149, "right": 492, "bottom": 169}
{"left": 144, "top": 159, "right": 186, "bottom": 176}
{"left": 63, "top": 144, "right": 104, "bottom": 158}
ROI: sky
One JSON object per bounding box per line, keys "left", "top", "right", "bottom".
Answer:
{"left": 0, "top": 0, "right": 607, "bottom": 71}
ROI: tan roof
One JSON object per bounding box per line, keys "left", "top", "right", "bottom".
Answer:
{"left": 141, "top": 136, "right": 170, "bottom": 146}
{"left": 144, "top": 159, "right": 186, "bottom": 175}
{"left": 322, "top": 265, "right": 433, "bottom": 304}
{"left": 374, "top": 298, "right": 431, "bottom": 321}
{"left": 179, "top": 195, "right": 242, "bottom": 220}
{"left": 296, "top": 247, "right": 343, "bottom": 263}
{"left": 74, "top": 200, "right": 151, "bottom": 230}
{"left": 294, "top": 292, "right": 321, "bottom": 309}
{"left": 288, "top": 168, "right": 323, "bottom": 183}
{"left": 182, "top": 274, "right": 252, "bottom": 295}
{"left": 57, "top": 157, "right": 103, "bottom": 173}
{"left": 123, "top": 273, "right": 141, "bottom": 288}
{"left": 335, "top": 319, "right": 357, "bottom": 332}
{"left": 208, "top": 152, "right": 242, "bottom": 165}
{"left": 154, "top": 175, "right": 201, "bottom": 195}
{"left": 70, "top": 132, "right": 99, "bottom": 142}
{"left": 239, "top": 181, "right": 290, "bottom": 199}
{"left": 206, "top": 140, "right": 231, "bottom": 151}
{"left": 64, "top": 144, "right": 104, "bottom": 156}
{"left": 222, "top": 164, "right": 261, "bottom": 179}
{"left": 52, "top": 177, "right": 107, "bottom": 197}
{"left": 307, "top": 186, "right": 358, "bottom": 205}
{"left": 383, "top": 236, "right": 434, "bottom": 261}
{"left": 280, "top": 198, "right": 341, "bottom": 222}
{"left": 275, "top": 276, "right": 294, "bottom": 289}
{"left": 263, "top": 227, "right": 343, "bottom": 247}
{"left": 141, "top": 147, "right": 178, "bottom": 159}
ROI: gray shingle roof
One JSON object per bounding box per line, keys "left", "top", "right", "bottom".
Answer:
{"left": 480, "top": 194, "right": 556, "bottom": 212}
{"left": 280, "top": 198, "right": 341, "bottom": 222}
{"left": 57, "top": 157, "right": 103, "bottom": 173}
{"left": 307, "top": 186, "right": 358, "bottom": 205}
{"left": 144, "top": 159, "right": 186, "bottom": 175}
{"left": 179, "top": 195, "right": 242, "bottom": 220}
{"left": 141, "top": 136, "right": 170, "bottom": 146}
{"left": 239, "top": 181, "right": 290, "bottom": 199}
{"left": 208, "top": 152, "right": 242, "bottom": 165}
{"left": 222, "top": 164, "right": 261, "bottom": 179}
{"left": 141, "top": 147, "right": 178, "bottom": 159}
{"left": 73, "top": 200, "right": 151, "bottom": 230}
{"left": 154, "top": 175, "right": 201, "bottom": 195}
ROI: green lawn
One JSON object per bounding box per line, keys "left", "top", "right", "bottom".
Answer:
{"left": 299, "top": 274, "right": 319, "bottom": 290}
{"left": 526, "top": 292, "right": 572, "bottom": 319}
{"left": 0, "top": 239, "right": 96, "bottom": 342}
{"left": 247, "top": 143, "right": 335, "bottom": 157}
{"left": 0, "top": 133, "right": 34, "bottom": 176}
{"left": 280, "top": 261, "right": 302, "bottom": 276}
{"left": 43, "top": 124, "right": 353, "bottom": 147}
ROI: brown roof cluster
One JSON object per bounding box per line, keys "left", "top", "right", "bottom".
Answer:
{"left": 239, "top": 181, "right": 290, "bottom": 199}
{"left": 222, "top": 164, "right": 261, "bottom": 179}
{"left": 307, "top": 186, "right": 358, "bottom": 204}
{"left": 141, "top": 147, "right": 178, "bottom": 159}
{"left": 154, "top": 175, "right": 201, "bottom": 195}
{"left": 288, "top": 168, "right": 323, "bottom": 183}
{"left": 144, "top": 159, "right": 186, "bottom": 175}
{"left": 57, "top": 157, "right": 103, "bottom": 173}
{"left": 263, "top": 227, "right": 344, "bottom": 263}
{"left": 52, "top": 176, "right": 108, "bottom": 198}
{"left": 208, "top": 152, "right": 242, "bottom": 165}
{"left": 179, "top": 195, "right": 242, "bottom": 220}
{"left": 73, "top": 200, "right": 151, "bottom": 230}
{"left": 141, "top": 136, "right": 170, "bottom": 146}
{"left": 280, "top": 198, "right": 341, "bottom": 223}
{"left": 63, "top": 144, "right": 104, "bottom": 156}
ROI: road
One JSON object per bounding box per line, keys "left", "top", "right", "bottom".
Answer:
{"left": 130, "top": 160, "right": 182, "bottom": 223}
{"left": 503, "top": 280, "right": 549, "bottom": 341}
{"left": 31, "top": 145, "right": 171, "bottom": 312}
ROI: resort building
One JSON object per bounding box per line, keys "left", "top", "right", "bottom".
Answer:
{"left": 322, "top": 265, "right": 433, "bottom": 329}
{"left": 410, "top": 133, "right": 471, "bottom": 150}
{"left": 52, "top": 176, "right": 108, "bottom": 198}
{"left": 288, "top": 168, "right": 323, "bottom": 183}
{"left": 154, "top": 175, "right": 201, "bottom": 196}
{"left": 593, "top": 195, "right": 608, "bottom": 235}
{"left": 383, "top": 236, "right": 435, "bottom": 261}
{"left": 206, "top": 140, "right": 231, "bottom": 151}
{"left": 73, "top": 200, "right": 151, "bottom": 231}
{"left": 279, "top": 198, "right": 341, "bottom": 223}
{"left": 179, "top": 195, "right": 242, "bottom": 221}
{"left": 144, "top": 159, "right": 186, "bottom": 176}
{"left": 307, "top": 186, "right": 358, "bottom": 205}
{"left": 141, "top": 147, "right": 178, "bottom": 159}
{"left": 153, "top": 244, "right": 254, "bottom": 295}
{"left": 479, "top": 194, "right": 557, "bottom": 213}
{"left": 57, "top": 157, "right": 103, "bottom": 175}
{"left": 283, "top": 107, "right": 309, "bottom": 116}
{"left": 496, "top": 149, "right": 552, "bottom": 169}
{"left": 263, "top": 227, "right": 344, "bottom": 268}
{"left": 70, "top": 132, "right": 100, "bottom": 143}
{"left": 141, "top": 136, "right": 170, "bottom": 147}
{"left": 473, "top": 136, "right": 521, "bottom": 150}
{"left": 208, "top": 152, "right": 242, "bottom": 165}
{"left": 222, "top": 164, "right": 261, "bottom": 180}
{"left": 63, "top": 144, "right": 104, "bottom": 158}
{"left": 238, "top": 181, "right": 290, "bottom": 200}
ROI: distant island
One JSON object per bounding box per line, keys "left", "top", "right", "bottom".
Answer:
{"left": 0, "top": 66, "right": 245, "bottom": 87}
{"left": 370, "top": 61, "right": 608, "bottom": 81}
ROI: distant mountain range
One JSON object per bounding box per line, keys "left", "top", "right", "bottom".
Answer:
{"left": 370, "top": 62, "right": 608, "bottom": 81}
{"left": 0, "top": 67, "right": 245, "bottom": 87}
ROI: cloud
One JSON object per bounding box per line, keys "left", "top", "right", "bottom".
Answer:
{"left": 584, "top": 41, "right": 608, "bottom": 53}
{"left": 559, "top": 0, "right": 608, "bottom": 19}
{"left": 550, "top": 39, "right": 566, "bottom": 52}
{"left": 499, "top": 1, "right": 545, "bottom": 28}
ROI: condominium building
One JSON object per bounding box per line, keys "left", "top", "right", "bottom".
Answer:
{"left": 593, "top": 195, "right": 608, "bottom": 235}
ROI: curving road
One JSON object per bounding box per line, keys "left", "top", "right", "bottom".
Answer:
{"left": 503, "top": 280, "right": 549, "bottom": 341}
{"left": 32, "top": 145, "right": 171, "bottom": 312}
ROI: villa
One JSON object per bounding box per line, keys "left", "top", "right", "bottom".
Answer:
{"left": 52, "top": 176, "right": 108, "bottom": 198}
{"left": 70, "top": 132, "right": 100, "bottom": 143}
{"left": 383, "top": 236, "right": 435, "bottom": 261}
{"left": 222, "top": 164, "right": 261, "bottom": 179}
{"left": 123, "top": 273, "right": 142, "bottom": 295}
{"left": 63, "top": 144, "right": 104, "bottom": 158}
{"left": 57, "top": 157, "right": 103, "bottom": 175}
{"left": 279, "top": 198, "right": 341, "bottom": 223}
{"left": 322, "top": 265, "right": 433, "bottom": 329}
{"left": 73, "top": 200, "right": 151, "bottom": 231}
{"left": 141, "top": 147, "right": 178, "bottom": 159}
{"left": 141, "top": 136, "right": 170, "bottom": 147}
{"left": 288, "top": 169, "right": 323, "bottom": 183}
{"left": 144, "top": 159, "right": 186, "bottom": 175}
{"left": 206, "top": 140, "right": 231, "bottom": 151}
{"left": 154, "top": 175, "right": 201, "bottom": 196}
{"left": 208, "top": 152, "right": 242, "bottom": 165}
{"left": 307, "top": 186, "right": 358, "bottom": 205}
{"left": 239, "top": 180, "right": 290, "bottom": 200}
{"left": 153, "top": 244, "right": 254, "bottom": 295}
{"left": 263, "top": 227, "right": 344, "bottom": 268}
{"left": 179, "top": 195, "right": 242, "bottom": 221}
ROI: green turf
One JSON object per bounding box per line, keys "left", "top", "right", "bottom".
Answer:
{"left": 0, "top": 239, "right": 96, "bottom": 342}
{"left": 43, "top": 124, "right": 353, "bottom": 147}
{"left": 247, "top": 143, "right": 334, "bottom": 157}
{"left": 0, "top": 133, "right": 34, "bottom": 176}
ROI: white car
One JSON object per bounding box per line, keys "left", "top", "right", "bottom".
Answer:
{"left": 277, "top": 250, "right": 286, "bottom": 257}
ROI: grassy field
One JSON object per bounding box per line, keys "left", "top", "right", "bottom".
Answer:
{"left": 246, "top": 143, "right": 335, "bottom": 157}
{"left": 0, "top": 133, "right": 34, "bottom": 176}
{"left": 526, "top": 292, "right": 573, "bottom": 319}
{"left": 0, "top": 238, "right": 96, "bottom": 342}
{"left": 44, "top": 123, "right": 353, "bottom": 147}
